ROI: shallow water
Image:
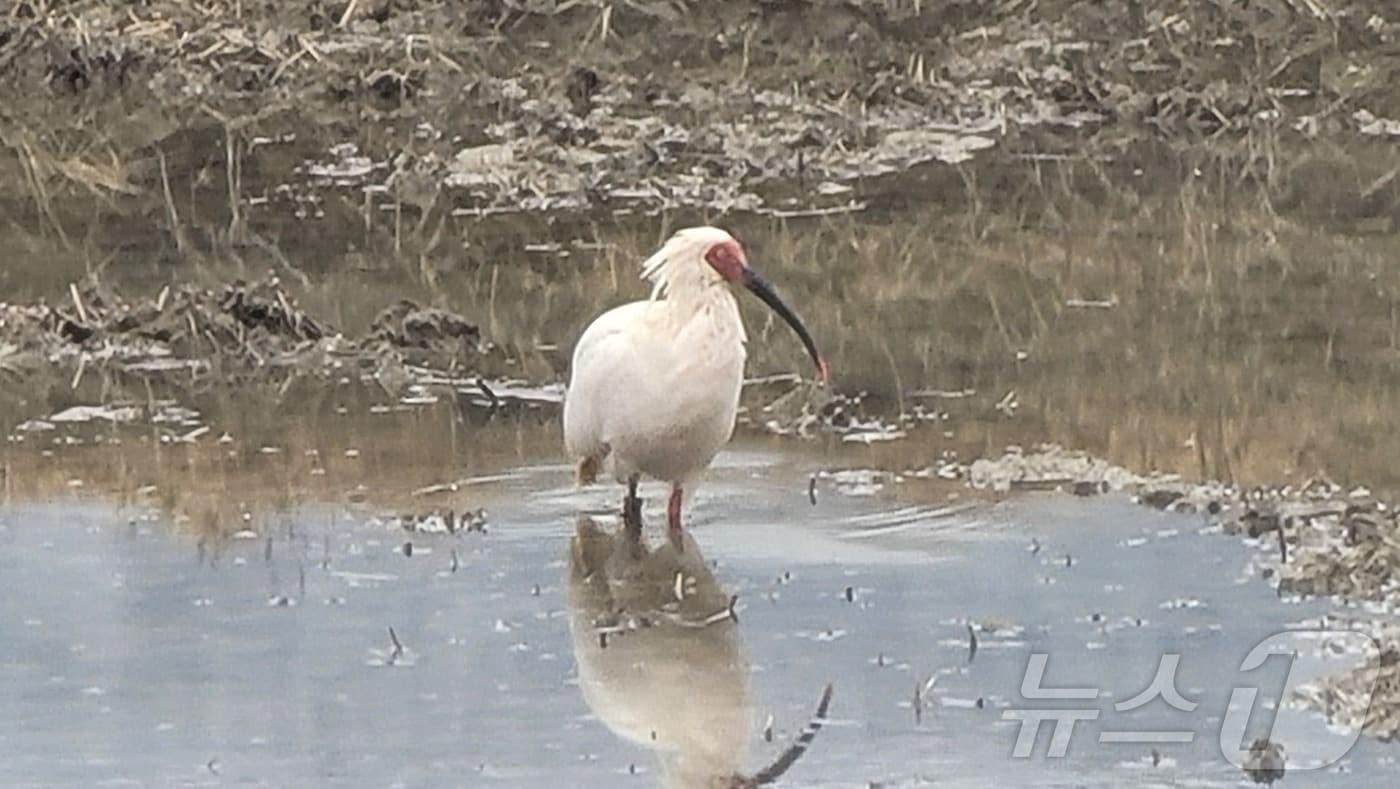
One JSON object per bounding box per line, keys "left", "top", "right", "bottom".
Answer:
{"left": 2, "top": 448, "right": 1391, "bottom": 787}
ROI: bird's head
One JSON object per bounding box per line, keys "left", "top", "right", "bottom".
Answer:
{"left": 642, "top": 226, "right": 829, "bottom": 383}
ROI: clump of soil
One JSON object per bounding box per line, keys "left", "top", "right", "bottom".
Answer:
{"left": 966, "top": 444, "right": 1146, "bottom": 493}
{"left": 103, "top": 276, "right": 324, "bottom": 356}
{"left": 366, "top": 299, "right": 483, "bottom": 364}
{"left": 0, "top": 275, "right": 493, "bottom": 377}
{"left": 1298, "top": 645, "right": 1400, "bottom": 742}
{"left": 3, "top": 276, "right": 325, "bottom": 367}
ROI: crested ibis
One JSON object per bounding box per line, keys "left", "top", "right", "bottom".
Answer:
{"left": 563, "top": 226, "right": 828, "bottom": 545}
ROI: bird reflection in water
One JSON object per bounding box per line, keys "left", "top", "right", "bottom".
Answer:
{"left": 566, "top": 516, "right": 833, "bottom": 789}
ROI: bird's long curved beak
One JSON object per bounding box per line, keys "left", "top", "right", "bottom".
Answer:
{"left": 742, "top": 268, "right": 829, "bottom": 384}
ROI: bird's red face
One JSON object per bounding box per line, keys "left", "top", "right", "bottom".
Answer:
{"left": 704, "top": 239, "right": 747, "bottom": 282}
{"left": 704, "top": 236, "right": 829, "bottom": 384}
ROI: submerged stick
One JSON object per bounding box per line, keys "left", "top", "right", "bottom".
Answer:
{"left": 387, "top": 627, "right": 404, "bottom": 664}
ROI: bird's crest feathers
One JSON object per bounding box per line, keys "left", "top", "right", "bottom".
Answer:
{"left": 640, "top": 226, "right": 736, "bottom": 302}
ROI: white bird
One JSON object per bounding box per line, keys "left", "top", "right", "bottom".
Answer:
{"left": 563, "top": 226, "right": 827, "bottom": 546}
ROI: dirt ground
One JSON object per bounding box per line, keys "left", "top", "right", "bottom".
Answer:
{"left": 4, "top": 0, "right": 1400, "bottom": 215}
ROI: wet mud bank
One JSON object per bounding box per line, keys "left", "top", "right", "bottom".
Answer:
{"left": 1, "top": 274, "right": 501, "bottom": 394}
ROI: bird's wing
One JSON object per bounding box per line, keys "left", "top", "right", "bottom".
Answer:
{"left": 562, "top": 301, "right": 655, "bottom": 461}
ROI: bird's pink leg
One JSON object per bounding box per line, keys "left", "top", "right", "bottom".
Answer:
{"left": 666, "top": 485, "right": 684, "bottom": 550}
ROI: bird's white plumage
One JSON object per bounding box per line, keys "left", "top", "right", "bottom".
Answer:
{"left": 563, "top": 227, "right": 748, "bottom": 490}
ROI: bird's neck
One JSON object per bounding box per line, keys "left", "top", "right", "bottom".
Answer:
{"left": 658, "top": 283, "right": 745, "bottom": 343}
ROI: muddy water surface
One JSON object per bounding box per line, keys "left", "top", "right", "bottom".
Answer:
{"left": 1, "top": 432, "right": 1394, "bottom": 787}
